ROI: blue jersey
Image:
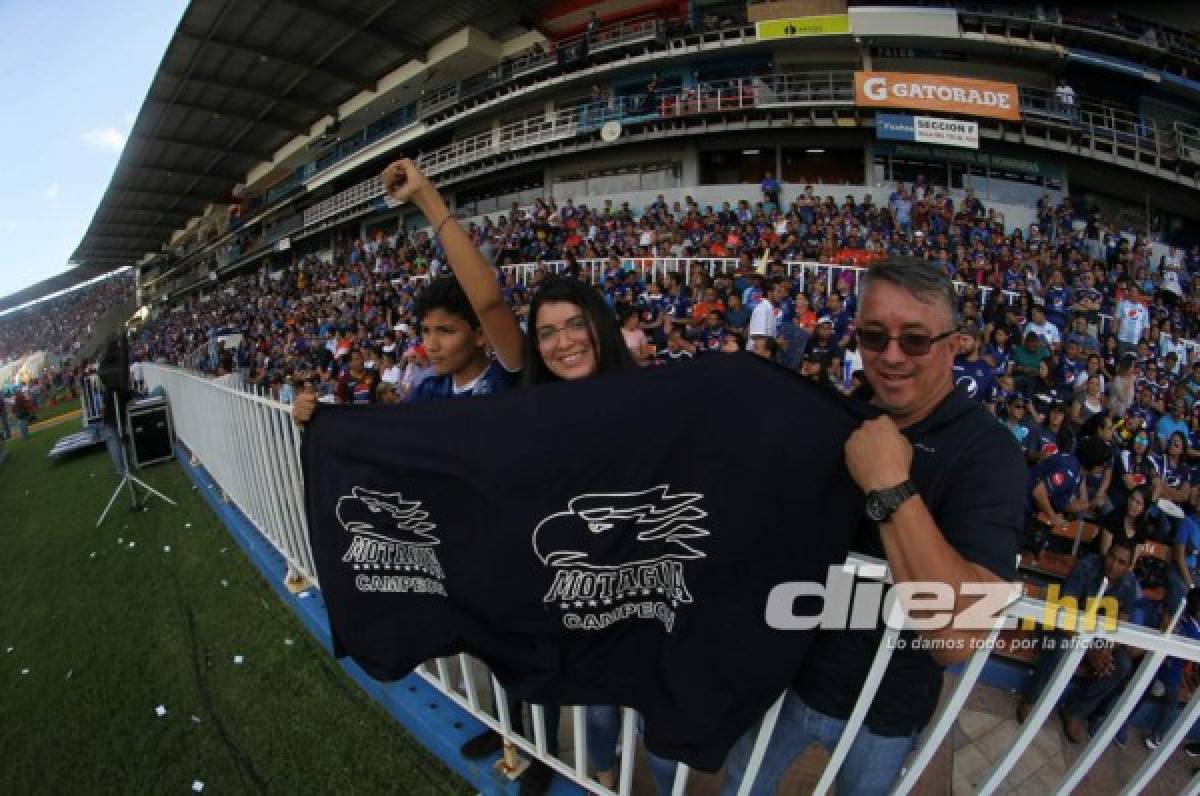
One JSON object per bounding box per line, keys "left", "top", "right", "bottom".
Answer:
{"left": 953, "top": 358, "right": 997, "bottom": 403}
{"left": 1044, "top": 287, "right": 1070, "bottom": 325}
{"left": 1158, "top": 455, "right": 1195, "bottom": 491}
{"left": 410, "top": 360, "right": 519, "bottom": 402}
{"left": 985, "top": 344, "right": 1012, "bottom": 376}
{"left": 1057, "top": 356, "right": 1084, "bottom": 389}
{"left": 1027, "top": 451, "right": 1082, "bottom": 515}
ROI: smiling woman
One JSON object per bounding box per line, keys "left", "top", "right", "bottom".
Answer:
{"left": 522, "top": 275, "right": 635, "bottom": 385}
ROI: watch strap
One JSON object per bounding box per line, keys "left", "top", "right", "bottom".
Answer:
{"left": 870, "top": 480, "right": 918, "bottom": 521}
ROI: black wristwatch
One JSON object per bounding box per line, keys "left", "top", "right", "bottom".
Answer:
{"left": 864, "top": 480, "right": 919, "bottom": 523}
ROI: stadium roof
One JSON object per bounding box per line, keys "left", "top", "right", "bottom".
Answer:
{"left": 47, "top": 0, "right": 541, "bottom": 307}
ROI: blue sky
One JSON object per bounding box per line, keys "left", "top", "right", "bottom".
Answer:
{"left": 0, "top": 0, "right": 188, "bottom": 299}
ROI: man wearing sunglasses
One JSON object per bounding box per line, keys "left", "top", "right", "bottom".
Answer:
{"left": 723, "top": 257, "right": 1026, "bottom": 795}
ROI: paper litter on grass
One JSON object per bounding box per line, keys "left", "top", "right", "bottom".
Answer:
{"left": 185, "top": 523, "right": 192, "bottom": 529}
{"left": 129, "top": 542, "right": 136, "bottom": 548}
{"left": 284, "top": 638, "right": 294, "bottom": 646}
{"left": 192, "top": 781, "right": 204, "bottom": 792}
{"left": 163, "top": 546, "right": 171, "bottom": 553}
{"left": 233, "top": 655, "right": 244, "bottom": 665}
{"left": 21, "top": 668, "right": 29, "bottom": 675}
{"left": 156, "top": 705, "right": 167, "bottom": 717}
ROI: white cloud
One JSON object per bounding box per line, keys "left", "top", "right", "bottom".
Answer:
{"left": 3, "top": 220, "right": 15, "bottom": 233}
{"left": 44, "top": 183, "right": 60, "bottom": 201}
{"left": 82, "top": 127, "right": 126, "bottom": 153}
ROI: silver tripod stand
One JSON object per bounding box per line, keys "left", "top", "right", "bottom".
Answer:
{"left": 96, "top": 393, "right": 176, "bottom": 527}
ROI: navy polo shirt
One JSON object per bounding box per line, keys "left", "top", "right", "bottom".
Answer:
{"left": 795, "top": 383, "right": 1026, "bottom": 736}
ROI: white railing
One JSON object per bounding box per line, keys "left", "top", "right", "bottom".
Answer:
{"left": 302, "top": 175, "right": 385, "bottom": 229}
{"left": 143, "top": 365, "right": 316, "bottom": 584}
{"left": 144, "top": 361, "right": 1200, "bottom": 794}
{"left": 499, "top": 257, "right": 742, "bottom": 287}
{"left": 414, "top": 16, "right": 661, "bottom": 120}
{"left": 585, "top": 16, "right": 661, "bottom": 54}
{"left": 497, "top": 259, "right": 1200, "bottom": 365}
{"left": 80, "top": 374, "right": 103, "bottom": 426}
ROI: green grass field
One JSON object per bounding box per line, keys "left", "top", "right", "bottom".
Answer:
{"left": 30, "top": 396, "right": 84, "bottom": 424}
{"left": 0, "top": 425, "right": 470, "bottom": 794}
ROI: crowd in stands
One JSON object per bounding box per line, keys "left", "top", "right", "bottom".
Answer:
{"left": 0, "top": 272, "right": 134, "bottom": 364}
{"left": 134, "top": 181, "right": 1200, "bottom": 405}
{"left": 0, "top": 273, "right": 128, "bottom": 440}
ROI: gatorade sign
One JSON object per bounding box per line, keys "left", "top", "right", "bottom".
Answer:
{"left": 855, "top": 72, "right": 1021, "bottom": 121}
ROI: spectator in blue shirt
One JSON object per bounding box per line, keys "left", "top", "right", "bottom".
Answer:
{"left": 953, "top": 328, "right": 995, "bottom": 403}
{"left": 1026, "top": 435, "right": 1109, "bottom": 529}
{"left": 1169, "top": 511, "right": 1200, "bottom": 626}
{"left": 776, "top": 312, "right": 810, "bottom": 371}
{"left": 760, "top": 170, "right": 780, "bottom": 209}
{"left": 409, "top": 277, "right": 521, "bottom": 401}
{"left": 1063, "top": 314, "right": 1100, "bottom": 353}
{"left": 1155, "top": 401, "right": 1191, "bottom": 450}
{"left": 1017, "top": 542, "right": 1139, "bottom": 743}
{"left": 1144, "top": 588, "right": 1200, "bottom": 750}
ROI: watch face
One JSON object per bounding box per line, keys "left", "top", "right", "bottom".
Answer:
{"left": 865, "top": 494, "right": 887, "bottom": 522}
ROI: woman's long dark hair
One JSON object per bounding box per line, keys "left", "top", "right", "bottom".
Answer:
{"left": 1121, "top": 486, "right": 1152, "bottom": 538}
{"left": 522, "top": 275, "right": 635, "bottom": 386}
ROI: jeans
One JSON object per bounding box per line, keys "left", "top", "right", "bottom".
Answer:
{"left": 721, "top": 691, "right": 917, "bottom": 796}
{"left": 1167, "top": 569, "right": 1194, "bottom": 621}
{"left": 1152, "top": 657, "right": 1190, "bottom": 739}
{"left": 17, "top": 416, "right": 30, "bottom": 439}
{"left": 1023, "top": 632, "right": 1133, "bottom": 720}
{"left": 586, "top": 706, "right": 680, "bottom": 794}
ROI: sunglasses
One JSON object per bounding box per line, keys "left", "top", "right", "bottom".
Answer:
{"left": 856, "top": 328, "right": 957, "bottom": 356}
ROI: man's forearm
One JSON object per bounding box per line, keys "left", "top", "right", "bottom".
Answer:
{"left": 879, "top": 498, "right": 1009, "bottom": 663}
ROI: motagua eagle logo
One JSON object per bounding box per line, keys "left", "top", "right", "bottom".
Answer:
{"left": 533, "top": 485, "right": 710, "bottom": 633}
{"left": 336, "top": 486, "right": 447, "bottom": 597}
